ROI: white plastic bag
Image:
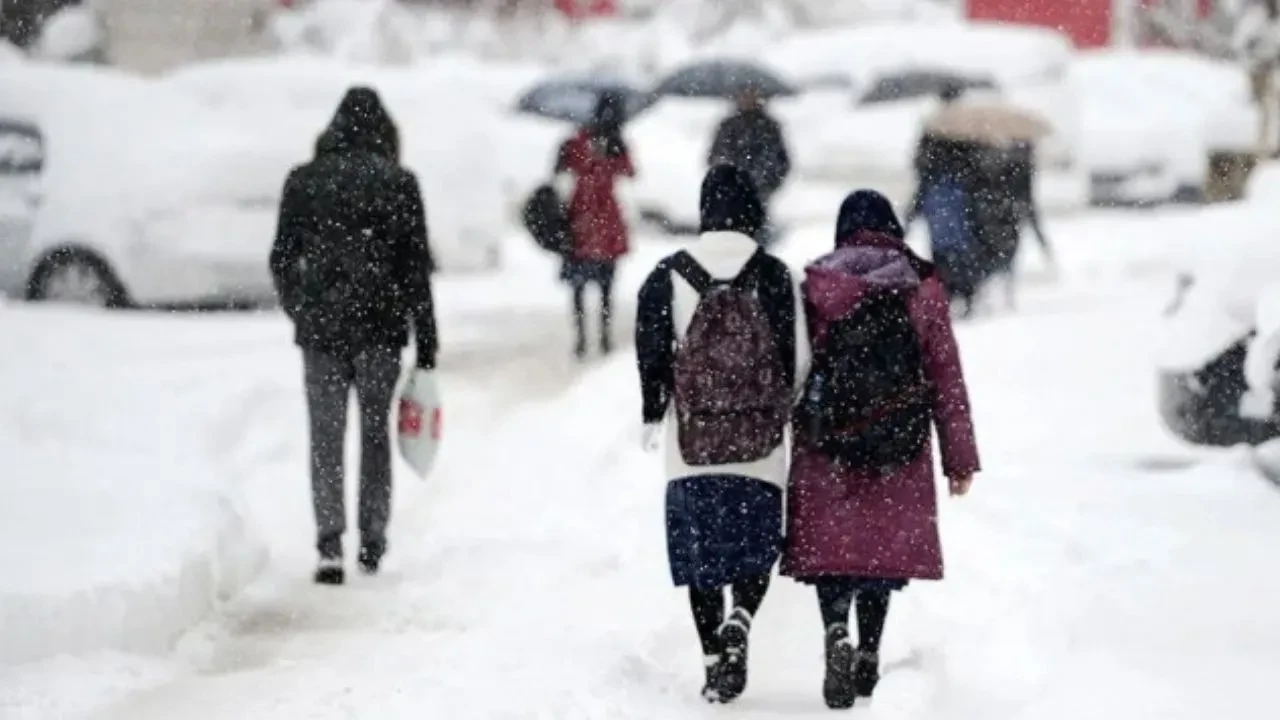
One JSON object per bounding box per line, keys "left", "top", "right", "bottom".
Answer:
{"left": 396, "top": 368, "right": 442, "bottom": 479}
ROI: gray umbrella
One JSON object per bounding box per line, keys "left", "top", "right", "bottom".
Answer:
{"left": 652, "top": 60, "right": 797, "bottom": 100}
{"left": 515, "top": 77, "right": 655, "bottom": 125}
{"left": 858, "top": 69, "right": 997, "bottom": 106}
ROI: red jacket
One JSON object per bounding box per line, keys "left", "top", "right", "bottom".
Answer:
{"left": 558, "top": 130, "right": 634, "bottom": 262}
{"left": 782, "top": 234, "right": 980, "bottom": 582}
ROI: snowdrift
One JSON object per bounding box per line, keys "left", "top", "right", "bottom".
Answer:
{"left": 0, "top": 308, "right": 266, "bottom": 664}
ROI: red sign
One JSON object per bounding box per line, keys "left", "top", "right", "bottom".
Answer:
{"left": 554, "top": 0, "right": 618, "bottom": 20}
{"left": 966, "top": 0, "right": 1217, "bottom": 48}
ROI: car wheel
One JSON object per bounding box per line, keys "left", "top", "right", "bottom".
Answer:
{"left": 27, "top": 248, "right": 129, "bottom": 308}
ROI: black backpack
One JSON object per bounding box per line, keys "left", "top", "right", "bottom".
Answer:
{"left": 797, "top": 290, "right": 932, "bottom": 471}
{"left": 522, "top": 183, "right": 571, "bottom": 255}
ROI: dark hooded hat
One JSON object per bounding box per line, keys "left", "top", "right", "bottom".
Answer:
{"left": 830, "top": 188, "right": 935, "bottom": 278}
{"left": 592, "top": 89, "right": 627, "bottom": 133}
{"left": 835, "top": 189, "right": 905, "bottom": 244}
{"left": 699, "top": 163, "right": 765, "bottom": 238}
{"left": 316, "top": 86, "right": 400, "bottom": 161}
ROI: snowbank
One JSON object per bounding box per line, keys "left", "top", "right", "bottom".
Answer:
{"left": 31, "top": 6, "right": 103, "bottom": 62}
{"left": 0, "top": 307, "right": 266, "bottom": 664}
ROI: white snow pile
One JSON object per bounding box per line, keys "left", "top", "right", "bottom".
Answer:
{"left": 0, "top": 308, "right": 266, "bottom": 666}
{"left": 31, "top": 5, "right": 103, "bottom": 62}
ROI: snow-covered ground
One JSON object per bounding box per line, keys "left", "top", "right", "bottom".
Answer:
{"left": 5, "top": 180, "right": 1280, "bottom": 716}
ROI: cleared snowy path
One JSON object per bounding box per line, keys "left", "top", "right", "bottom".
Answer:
{"left": 10, "top": 204, "right": 1280, "bottom": 719}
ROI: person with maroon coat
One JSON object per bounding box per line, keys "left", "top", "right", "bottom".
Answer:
{"left": 555, "top": 90, "right": 635, "bottom": 359}
{"left": 783, "top": 190, "right": 980, "bottom": 709}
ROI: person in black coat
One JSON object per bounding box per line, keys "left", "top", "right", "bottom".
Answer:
{"left": 968, "top": 141, "right": 1053, "bottom": 309}
{"left": 708, "top": 87, "right": 792, "bottom": 246}
{"left": 269, "top": 86, "right": 438, "bottom": 585}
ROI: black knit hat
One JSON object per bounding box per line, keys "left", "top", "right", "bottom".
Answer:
{"left": 699, "top": 164, "right": 765, "bottom": 237}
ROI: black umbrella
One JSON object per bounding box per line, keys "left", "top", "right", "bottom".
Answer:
{"left": 857, "top": 69, "right": 997, "bottom": 106}
{"left": 652, "top": 60, "right": 797, "bottom": 100}
{"left": 514, "top": 77, "right": 655, "bottom": 125}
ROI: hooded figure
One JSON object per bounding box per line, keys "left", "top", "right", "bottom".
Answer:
{"left": 904, "top": 87, "right": 987, "bottom": 316}
{"left": 708, "top": 87, "right": 791, "bottom": 245}
{"left": 634, "top": 164, "right": 810, "bottom": 704}
{"left": 270, "top": 86, "right": 437, "bottom": 585}
{"left": 782, "top": 190, "right": 979, "bottom": 709}
{"left": 555, "top": 89, "right": 636, "bottom": 359}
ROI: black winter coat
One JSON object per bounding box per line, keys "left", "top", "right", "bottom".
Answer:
{"left": 269, "top": 89, "right": 438, "bottom": 365}
{"left": 708, "top": 108, "right": 791, "bottom": 200}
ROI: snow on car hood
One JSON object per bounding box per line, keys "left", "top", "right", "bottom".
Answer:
{"left": 1072, "top": 49, "right": 1259, "bottom": 153}
{"left": 162, "top": 57, "right": 511, "bottom": 266}
{"left": 1158, "top": 222, "right": 1280, "bottom": 372}
{"left": 0, "top": 64, "right": 296, "bottom": 250}
{"left": 764, "top": 21, "right": 1072, "bottom": 90}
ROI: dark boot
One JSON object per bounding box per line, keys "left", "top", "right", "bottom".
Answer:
{"left": 599, "top": 303, "right": 613, "bottom": 355}
{"left": 715, "top": 607, "right": 753, "bottom": 702}
{"left": 314, "top": 535, "right": 344, "bottom": 585}
{"left": 701, "top": 653, "right": 724, "bottom": 703}
{"left": 823, "top": 623, "right": 856, "bottom": 709}
{"left": 852, "top": 650, "right": 881, "bottom": 698}
{"left": 572, "top": 284, "right": 588, "bottom": 361}
{"left": 358, "top": 538, "right": 386, "bottom": 576}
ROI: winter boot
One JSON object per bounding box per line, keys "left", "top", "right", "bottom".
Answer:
{"left": 716, "top": 607, "right": 753, "bottom": 702}
{"left": 823, "top": 623, "right": 856, "bottom": 709}
{"left": 358, "top": 538, "right": 386, "bottom": 576}
{"left": 314, "top": 535, "right": 344, "bottom": 585}
{"left": 599, "top": 309, "right": 613, "bottom": 356}
{"left": 701, "top": 653, "right": 724, "bottom": 704}
{"left": 852, "top": 650, "right": 881, "bottom": 699}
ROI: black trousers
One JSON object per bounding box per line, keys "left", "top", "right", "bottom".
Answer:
{"left": 302, "top": 346, "right": 401, "bottom": 557}
{"left": 816, "top": 580, "right": 891, "bottom": 654}
{"left": 688, "top": 572, "right": 772, "bottom": 657}
{"left": 564, "top": 260, "right": 616, "bottom": 353}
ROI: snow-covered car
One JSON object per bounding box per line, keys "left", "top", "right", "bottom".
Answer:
{"left": 1082, "top": 49, "right": 1260, "bottom": 157}
{"left": 1069, "top": 49, "right": 1257, "bottom": 207}
{"left": 0, "top": 64, "right": 297, "bottom": 307}
{"left": 164, "top": 56, "right": 515, "bottom": 273}
{"left": 1156, "top": 239, "right": 1280, "bottom": 447}
{"left": 761, "top": 21, "right": 1089, "bottom": 214}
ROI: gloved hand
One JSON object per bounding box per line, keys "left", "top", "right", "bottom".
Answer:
{"left": 641, "top": 423, "right": 662, "bottom": 453}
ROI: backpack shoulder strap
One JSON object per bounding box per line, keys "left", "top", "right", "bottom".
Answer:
{"left": 670, "top": 251, "right": 716, "bottom": 295}
{"left": 730, "top": 249, "right": 768, "bottom": 291}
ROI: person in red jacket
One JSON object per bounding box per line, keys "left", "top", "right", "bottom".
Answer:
{"left": 555, "top": 90, "right": 635, "bottom": 359}
{"left": 784, "top": 190, "right": 980, "bottom": 709}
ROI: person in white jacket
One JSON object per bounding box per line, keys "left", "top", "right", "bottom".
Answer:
{"left": 634, "top": 164, "right": 810, "bottom": 704}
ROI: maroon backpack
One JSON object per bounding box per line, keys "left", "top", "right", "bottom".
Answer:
{"left": 671, "top": 250, "right": 791, "bottom": 466}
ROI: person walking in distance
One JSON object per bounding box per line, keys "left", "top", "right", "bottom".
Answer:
{"left": 785, "top": 190, "right": 980, "bottom": 708}
{"left": 556, "top": 90, "right": 635, "bottom": 359}
{"left": 270, "top": 87, "right": 438, "bottom": 585}
{"left": 708, "top": 86, "right": 792, "bottom": 246}
{"left": 635, "top": 164, "right": 810, "bottom": 703}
